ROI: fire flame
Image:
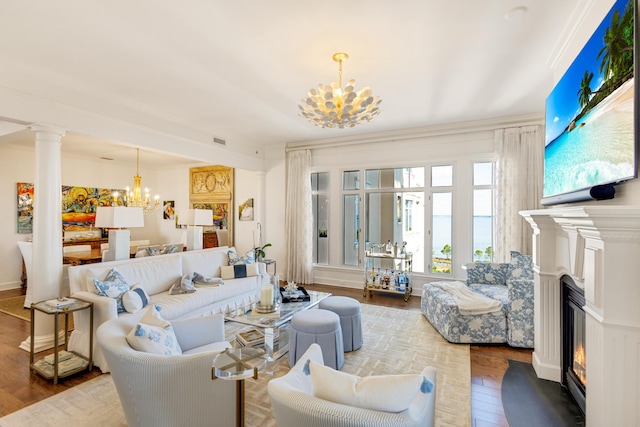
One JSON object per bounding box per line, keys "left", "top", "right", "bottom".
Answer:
{"left": 573, "top": 343, "right": 587, "bottom": 386}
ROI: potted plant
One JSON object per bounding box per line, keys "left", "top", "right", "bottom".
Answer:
{"left": 254, "top": 243, "right": 272, "bottom": 261}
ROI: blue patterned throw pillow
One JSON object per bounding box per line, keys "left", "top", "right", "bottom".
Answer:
{"left": 127, "top": 323, "right": 182, "bottom": 356}
{"left": 93, "top": 269, "right": 130, "bottom": 313}
{"left": 227, "top": 249, "right": 255, "bottom": 265}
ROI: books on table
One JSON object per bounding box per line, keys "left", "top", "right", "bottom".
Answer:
{"left": 44, "top": 297, "right": 75, "bottom": 308}
{"left": 44, "top": 350, "right": 73, "bottom": 364}
{"left": 236, "top": 328, "right": 265, "bottom": 346}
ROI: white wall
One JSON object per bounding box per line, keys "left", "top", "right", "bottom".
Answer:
{"left": 0, "top": 142, "right": 268, "bottom": 290}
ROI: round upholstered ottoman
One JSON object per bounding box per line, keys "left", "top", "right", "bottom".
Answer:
{"left": 288, "top": 309, "right": 344, "bottom": 370}
{"left": 319, "top": 296, "right": 363, "bottom": 352}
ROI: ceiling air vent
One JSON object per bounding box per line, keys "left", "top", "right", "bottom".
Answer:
{"left": 213, "top": 137, "right": 226, "bottom": 146}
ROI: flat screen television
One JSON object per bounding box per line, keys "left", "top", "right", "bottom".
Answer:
{"left": 542, "top": 0, "right": 638, "bottom": 206}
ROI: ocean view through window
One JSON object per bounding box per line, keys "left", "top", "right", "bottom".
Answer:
{"left": 338, "top": 161, "right": 494, "bottom": 274}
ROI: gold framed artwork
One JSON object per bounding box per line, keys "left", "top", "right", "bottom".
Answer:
{"left": 189, "top": 166, "right": 234, "bottom": 246}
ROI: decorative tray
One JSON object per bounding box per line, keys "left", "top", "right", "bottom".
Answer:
{"left": 279, "top": 286, "right": 310, "bottom": 303}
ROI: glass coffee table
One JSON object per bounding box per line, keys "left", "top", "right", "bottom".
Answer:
{"left": 225, "top": 290, "right": 332, "bottom": 361}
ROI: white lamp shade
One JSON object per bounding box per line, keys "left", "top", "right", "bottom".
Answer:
{"left": 95, "top": 206, "right": 144, "bottom": 228}
{"left": 178, "top": 209, "right": 214, "bottom": 226}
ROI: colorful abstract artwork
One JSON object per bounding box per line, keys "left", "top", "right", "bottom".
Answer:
{"left": 17, "top": 183, "right": 126, "bottom": 234}
{"left": 192, "top": 202, "right": 229, "bottom": 230}
{"left": 17, "top": 183, "right": 34, "bottom": 234}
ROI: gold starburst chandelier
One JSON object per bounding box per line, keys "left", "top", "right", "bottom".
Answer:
{"left": 114, "top": 148, "right": 160, "bottom": 213}
{"left": 298, "top": 52, "right": 381, "bottom": 128}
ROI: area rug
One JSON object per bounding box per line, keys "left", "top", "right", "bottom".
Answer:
{"left": 0, "top": 296, "right": 29, "bottom": 321}
{"left": 502, "top": 360, "right": 584, "bottom": 427}
{"left": 0, "top": 304, "right": 471, "bottom": 427}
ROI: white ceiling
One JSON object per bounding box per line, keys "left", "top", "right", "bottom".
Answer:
{"left": 0, "top": 0, "right": 580, "bottom": 167}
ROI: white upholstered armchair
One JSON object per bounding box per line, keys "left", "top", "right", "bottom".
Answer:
{"left": 268, "top": 343, "right": 437, "bottom": 427}
{"left": 97, "top": 313, "right": 235, "bottom": 427}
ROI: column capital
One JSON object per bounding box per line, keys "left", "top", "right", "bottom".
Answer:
{"left": 29, "top": 124, "right": 66, "bottom": 138}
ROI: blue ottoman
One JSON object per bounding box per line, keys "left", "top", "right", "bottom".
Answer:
{"left": 288, "top": 309, "right": 344, "bottom": 370}
{"left": 319, "top": 296, "right": 363, "bottom": 352}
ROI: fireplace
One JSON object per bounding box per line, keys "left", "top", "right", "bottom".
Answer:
{"left": 520, "top": 206, "right": 640, "bottom": 427}
{"left": 561, "top": 275, "right": 586, "bottom": 415}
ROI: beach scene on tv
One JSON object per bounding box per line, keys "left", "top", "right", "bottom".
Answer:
{"left": 544, "top": 0, "right": 635, "bottom": 198}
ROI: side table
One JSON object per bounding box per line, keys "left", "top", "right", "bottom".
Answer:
{"left": 212, "top": 347, "right": 267, "bottom": 427}
{"left": 263, "top": 259, "right": 276, "bottom": 275}
{"left": 30, "top": 298, "right": 93, "bottom": 384}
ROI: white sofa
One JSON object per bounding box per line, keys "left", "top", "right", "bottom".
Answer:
{"left": 68, "top": 246, "right": 269, "bottom": 372}
{"left": 97, "top": 313, "right": 236, "bottom": 427}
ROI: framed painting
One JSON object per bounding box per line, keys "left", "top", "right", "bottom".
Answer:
{"left": 239, "top": 198, "right": 254, "bottom": 221}
{"left": 189, "top": 165, "right": 234, "bottom": 246}
{"left": 163, "top": 200, "right": 175, "bottom": 220}
{"left": 17, "top": 183, "right": 34, "bottom": 234}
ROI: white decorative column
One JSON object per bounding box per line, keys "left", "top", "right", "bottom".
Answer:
{"left": 20, "top": 125, "right": 65, "bottom": 352}
{"left": 523, "top": 213, "right": 562, "bottom": 382}
{"left": 521, "top": 206, "right": 640, "bottom": 426}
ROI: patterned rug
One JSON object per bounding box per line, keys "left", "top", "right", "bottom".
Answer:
{"left": 0, "top": 296, "right": 30, "bottom": 321}
{"left": 0, "top": 304, "right": 471, "bottom": 427}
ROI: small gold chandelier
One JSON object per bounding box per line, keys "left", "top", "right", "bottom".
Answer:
{"left": 114, "top": 148, "right": 160, "bottom": 213}
{"left": 298, "top": 52, "right": 381, "bottom": 128}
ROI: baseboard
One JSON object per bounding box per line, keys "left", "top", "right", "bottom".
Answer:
{"left": 0, "top": 282, "right": 23, "bottom": 292}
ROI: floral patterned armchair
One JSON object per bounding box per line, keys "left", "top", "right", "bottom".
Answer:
{"left": 421, "top": 251, "right": 534, "bottom": 348}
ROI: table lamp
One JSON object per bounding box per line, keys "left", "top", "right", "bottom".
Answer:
{"left": 95, "top": 206, "right": 144, "bottom": 261}
{"left": 178, "top": 208, "right": 214, "bottom": 251}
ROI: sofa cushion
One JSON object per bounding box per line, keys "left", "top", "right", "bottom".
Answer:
{"left": 93, "top": 269, "right": 130, "bottom": 313}
{"left": 83, "top": 254, "right": 183, "bottom": 296}
{"left": 181, "top": 248, "right": 228, "bottom": 278}
{"left": 220, "top": 264, "right": 258, "bottom": 280}
{"left": 306, "top": 359, "right": 433, "bottom": 413}
{"left": 150, "top": 276, "right": 260, "bottom": 319}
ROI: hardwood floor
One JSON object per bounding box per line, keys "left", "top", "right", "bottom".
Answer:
{"left": 0, "top": 285, "right": 532, "bottom": 426}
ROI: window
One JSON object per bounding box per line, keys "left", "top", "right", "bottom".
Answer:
{"left": 311, "top": 172, "right": 329, "bottom": 265}
{"left": 362, "top": 167, "right": 425, "bottom": 272}
{"left": 335, "top": 162, "right": 493, "bottom": 275}
{"left": 343, "top": 170, "right": 360, "bottom": 266}
{"left": 431, "top": 165, "right": 453, "bottom": 274}
{"left": 473, "top": 162, "right": 493, "bottom": 261}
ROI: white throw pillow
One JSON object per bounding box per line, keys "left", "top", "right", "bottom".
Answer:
{"left": 126, "top": 323, "right": 182, "bottom": 356}
{"left": 307, "top": 360, "right": 433, "bottom": 413}
{"left": 126, "top": 305, "right": 182, "bottom": 355}
{"left": 139, "top": 304, "right": 170, "bottom": 328}
{"left": 121, "top": 285, "right": 149, "bottom": 313}
{"left": 220, "top": 264, "right": 259, "bottom": 280}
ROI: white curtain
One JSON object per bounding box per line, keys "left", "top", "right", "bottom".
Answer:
{"left": 285, "top": 149, "right": 313, "bottom": 284}
{"left": 494, "top": 125, "right": 543, "bottom": 261}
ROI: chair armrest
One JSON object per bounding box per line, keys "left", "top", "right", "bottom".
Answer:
{"left": 465, "top": 262, "right": 510, "bottom": 286}
{"left": 172, "top": 314, "right": 226, "bottom": 351}
{"left": 506, "top": 278, "right": 535, "bottom": 347}
{"left": 71, "top": 291, "right": 118, "bottom": 326}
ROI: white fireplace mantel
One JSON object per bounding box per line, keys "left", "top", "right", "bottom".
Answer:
{"left": 520, "top": 206, "right": 640, "bottom": 427}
